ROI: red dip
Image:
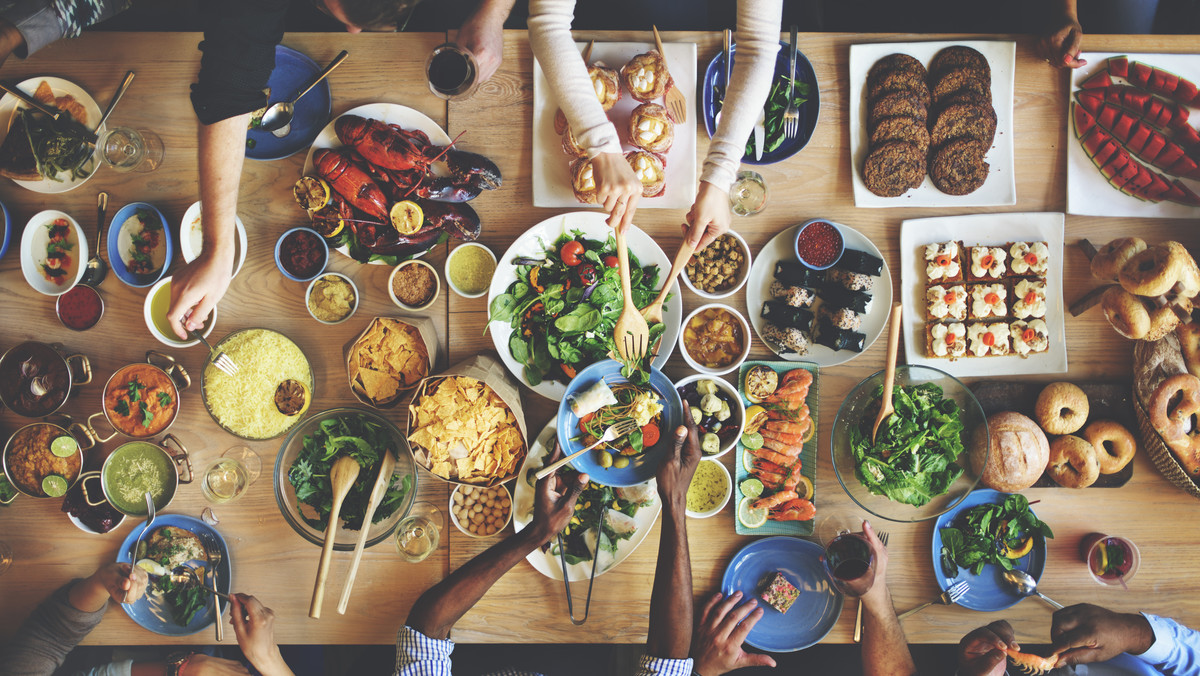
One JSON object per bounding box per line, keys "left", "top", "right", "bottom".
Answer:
{"left": 795, "top": 221, "right": 843, "bottom": 268}
{"left": 56, "top": 284, "right": 103, "bottom": 330}
{"left": 280, "top": 230, "right": 325, "bottom": 279}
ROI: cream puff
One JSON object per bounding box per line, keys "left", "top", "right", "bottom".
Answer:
{"left": 589, "top": 62, "right": 621, "bottom": 110}
{"left": 570, "top": 157, "right": 598, "bottom": 204}
{"left": 621, "top": 51, "right": 672, "bottom": 103}
{"left": 561, "top": 127, "right": 587, "bottom": 158}
{"left": 625, "top": 150, "right": 666, "bottom": 198}
{"left": 628, "top": 103, "right": 675, "bottom": 154}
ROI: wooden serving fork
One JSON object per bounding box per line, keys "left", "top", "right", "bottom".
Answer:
{"left": 652, "top": 26, "right": 687, "bottom": 123}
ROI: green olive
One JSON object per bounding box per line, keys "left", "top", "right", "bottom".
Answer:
{"left": 613, "top": 455, "right": 630, "bottom": 469}
{"left": 598, "top": 450, "right": 614, "bottom": 468}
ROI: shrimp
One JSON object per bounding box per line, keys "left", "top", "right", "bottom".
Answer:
{"left": 752, "top": 490, "right": 798, "bottom": 511}
{"left": 754, "top": 461, "right": 803, "bottom": 490}
{"left": 771, "top": 498, "right": 815, "bottom": 521}
{"left": 763, "top": 419, "right": 810, "bottom": 436}
{"left": 760, "top": 436, "right": 803, "bottom": 456}
{"left": 780, "top": 369, "right": 814, "bottom": 388}
{"left": 761, "top": 388, "right": 810, "bottom": 407}
{"left": 761, "top": 425, "right": 808, "bottom": 446}
{"left": 1006, "top": 649, "right": 1062, "bottom": 675}
{"left": 748, "top": 446, "right": 797, "bottom": 467}
{"left": 766, "top": 403, "right": 811, "bottom": 423}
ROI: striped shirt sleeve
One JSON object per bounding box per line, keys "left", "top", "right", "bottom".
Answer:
{"left": 394, "top": 625, "right": 455, "bottom": 676}
{"left": 633, "top": 654, "right": 694, "bottom": 676}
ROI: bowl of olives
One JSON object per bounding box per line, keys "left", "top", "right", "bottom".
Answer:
{"left": 675, "top": 375, "right": 744, "bottom": 459}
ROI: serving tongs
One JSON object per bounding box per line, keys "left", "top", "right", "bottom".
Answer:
{"left": 556, "top": 506, "right": 604, "bottom": 625}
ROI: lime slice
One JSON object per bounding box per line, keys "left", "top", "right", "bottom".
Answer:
{"left": 738, "top": 496, "right": 768, "bottom": 529}
{"left": 50, "top": 435, "right": 78, "bottom": 457}
{"left": 42, "top": 475, "right": 68, "bottom": 497}
{"left": 739, "top": 478, "right": 764, "bottom": 499}
{"left": 741, "top": 432, "right": 763, "bottom": 450}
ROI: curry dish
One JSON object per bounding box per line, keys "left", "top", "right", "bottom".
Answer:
{"left": 5, "top": 423, "right": 80, "bottom": 496}
{"left": 104, "top": 364, "right": 178, "bottom": 438}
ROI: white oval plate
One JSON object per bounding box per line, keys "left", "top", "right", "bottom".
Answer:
{"left": 21, "top": 209, "right": 86, "bottom": 295}
{"left": 0, "top": 77, "right": 103, "bottom": 193}
{"left": 178, "top": 200, "right": 248, "bottom": 278}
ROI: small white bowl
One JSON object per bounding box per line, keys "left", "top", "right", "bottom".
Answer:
{"left": 681, "top": 230, "right": 752, "bottom": 300}
{"left": 680, "top": 303, "right": 752, "bottom": 376}
{"left": 388, "top": 259, "right": 441, "bottom": 311}
{"left": 444, "top": 242, "right": 497, "bottom": 299}
{"left": 305, "top": 272, "right": 359, "bottom": 325}
{"left": 179, "top": 200, "right": 249, "bottom": 278}
{"left": 143, "top": 276, "right": 217, "bottom": 347}
{"left": 449, "top": 484, "right": 513, "bottom": 539}
{"left": 21, "top": 209, "right": 87, "bottom": 296}
{"left": 674, "top": 374, "right": 745, "bottom": 459}
{"left": 686, "top": 458, "right": 732, "bottom": 519}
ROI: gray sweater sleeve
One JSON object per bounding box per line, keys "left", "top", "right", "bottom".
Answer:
{"left": 0, "top": 0, "right": 129, "bottom": 57}
{"left": 0, "top": 580, "right": 107, "bottom": 676}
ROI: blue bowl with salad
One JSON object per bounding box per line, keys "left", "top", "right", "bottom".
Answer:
{"left": 559, "top": 359, "right": 683, "bottom": 488}
{"left": 831, "top": 364, "right": 988, "bottom": 523}
{"left": 702, "top": 40, "right": 821, "bottom": 165}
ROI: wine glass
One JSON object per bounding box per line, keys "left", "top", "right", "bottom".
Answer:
{"left": 817, "top": 514, "right": 875, "bottom": 597}
{"left": 425, "top": 43, "right": 479, "bottom": 100}
{"left": 730, "top": 170, "right": 768, "bottom": 216}
{"left": 394, "top": 502, "right": 444, "bottom": 563}
{"left": 222, "top": 445, "right": 261, "bottom": 485}
{"left": 100, "top": 127, "right": 164, "bottom": 173}
{"left": 201, "top": 457, "right": 250, "bottom": 504}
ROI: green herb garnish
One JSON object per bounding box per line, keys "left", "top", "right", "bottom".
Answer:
{"left": 139, "top": 401, "right": 153, "bottom": 428}
{"left": 128, "top": 378, "right": 144, "bottom": 403}
{"left": 939, "top": 494, "right": 1054, "bottom": 577}
{"left": 725, "top": 73, "right": 811, "bottom": 157}
{"left": 114, "top": 399, "right": 130, "bottom": 417}
{"left": 157, "top": 391, "right": 172, "bottom": 408}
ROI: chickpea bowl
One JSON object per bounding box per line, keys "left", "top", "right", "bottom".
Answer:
{"left": 450, "top": 483, "right": 513, "bottom": 539}
{"left": 683, "top": 231, "right": 752, "bottom": 300}
{"left": 680, "top": 304, "right": 752, "bottom": 376}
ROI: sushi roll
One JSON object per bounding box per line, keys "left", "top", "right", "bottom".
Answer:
{"left": 819, "top": 285, "right": 873, "bottom": 314}
{"left": 761, "top": 323, "right": 810, "bottom": 354}
{"left": 769, "top": 280, "right": 816, "bottom": 308}
{"left": 826, "top": 268, "right": 875, "bottom": 292}
{"left": 814, "top": 318, "right": 866, "bottom": 352}
{"left": 762, "top": 301, "right": 814, "bottom": 329}
{"left": 774, "top": 260, "right": 825, "bottom": 288}
{"left": 837, "top": 249, "right": 884, "bottom": 277}
{"left": 605, "top": 508, "right": 639, "bottom": 537}
{"left": 817, "top": 304, "right": 862, "bottom": 332}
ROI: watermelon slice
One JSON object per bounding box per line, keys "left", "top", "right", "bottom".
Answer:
{"left": 1144, "top": 173, "right": 1171, "bottom": 199}
{"left": 1108, "top": 56, "right": 1129, "bottom": 78}
{"left": 1168, "top": 155, "right": 1199, "bottom": 177}
{"left": 1081, "top": 71, "right": 1113, "bottom": 89}
{"left": 1121, "top": 88, "right": 1152, "bottom": 114}
{"left": 1100, "top": 151, "right": 1130, "bottom": 180}
{"left": 1169, "top": 105, "right": 1190, "bottom": 130}
{"left": 1171, "top": 180, "right": 1200, "bottom": 206}
{"left": 1155, "top": 142, "right": 1186, "bottom": 169}
{"left": 1082, "top": 127, "right": 1111, "bottom": 156}
{"left": 1153, "top": 104, "right": 1176, "bottom": 129}
{"left": 1145, "top": 98, "right": 1165, "bottom": 124}
{"left": 1113, "top": 113, "right": 1137, "bottom": 142}
{"left": 1176, "top": 79, "right": 1199, "bottom": 105}
{"left": 1129, "top": 163, "right": 1155, "bottom": 190}
{"left": 1076, "top": 91, "right": 1105, "bottom": 115}
{"left": 1127, "top": 123, "right": 1152, "bottom": 154}
{"left": 1130, "top": 62, "right": 1153, "bottom": 87}
{"left": 1094, "top": 139, "right": 1120, "bottom": 167}
{"left": 1142, "top": 132, "right": 1167, "bottom": 163}
{"left": 1149, "top": 69, "right": 1179, "bottom": 96}
{"left": 1098, "top": 104, "right": 1120, "bottom": 130}
{"left": 1117, "top": 160, "right": 1141, "bottom": 183}
{"left": 1073, "top": 103, "right": 1096, "bottom": 138}
{"left": 1176, "top": 125, "right": 1200, "bottom": 150}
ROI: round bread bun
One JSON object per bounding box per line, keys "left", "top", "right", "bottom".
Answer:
{"left": 1120, "top": 244, "right": 1185, "bottom": 297}
{"left": 1047, "top": 435, "right": 1100, "bottom": 488}
{"left": 1102, "top": 287, "right": 1151, "bottom": 340}
{"left": 971, "top": 411, "right": 1050, "bottom": 493}
{"left": 1178, "top": 323, "right": 1200, "bottom": 378}
{"left": 1091, "top": 237, "right": 1146, "bottom": 282}
{"left": 1080, "top": 419, "right": 1137, "bottom": 474}
{"left": 1166, "top": 241, "right": 1200, "bottom": 297}
{"left": 1035, "top": 382, "right": 1090, "bottom": 435}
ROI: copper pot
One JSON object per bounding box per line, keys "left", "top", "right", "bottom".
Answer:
{"left": 76, "top": 351, "right": 189, "bottom": 445}
{"left": 79, "top": 434, "right": 192, "bottom": 517}
{"left": 0, "top": 341, "right": 91, "bottom": 418}
{"left": 2, "top": 418, "right": 92, "bottom": 499}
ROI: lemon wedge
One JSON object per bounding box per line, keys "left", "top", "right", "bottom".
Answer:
{"left": 293, "top": 176, "right": 331, "bottom": 211}
{"left": 738, "top": 496, "right": 768, "bottom": 529}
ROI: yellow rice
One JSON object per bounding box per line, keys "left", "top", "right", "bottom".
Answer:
{"left": 203, "top": 329, "right": 312, "bottom": 439}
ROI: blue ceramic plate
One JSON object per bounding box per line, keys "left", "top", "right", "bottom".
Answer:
{"left": 0, "top": 200, "right": 10, "bottom": 260}
{"left": 721, "top": 536, "right": 843, "bottom": 652}
{"left": 107, "top": 202, "right": 171, "bottom": 288}
{"left": 559, "top": 359, "right": 683, "bottom": 487}
{"left": 246, "top": 45, "right": 332, "bottom": 161}
{"left": 116, "top": 514, "right": 232, "bottom": 636}
{"left": 701, "top": 41, "right": 821, "bottom": 165}
{"left": 930, "top": 489, "right": 1048, "bottom": 612}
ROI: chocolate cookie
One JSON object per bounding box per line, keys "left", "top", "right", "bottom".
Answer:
{"left": 870, "top": 115, "right": 930, "bottom": 157}
{"left": 868, "top": 69, "right": 931, "bottom": 109}
{"left": 930, "top": 137, "right": 989, "bottom": 195}
{"left": 863, "top": 140, "right": 925, "bottom": 196}
{"left": 930, "top": 45, "right": 991, "bottom": 82}
{"left": 867, "top": 53, "right": 927, "bottom": 85}
{"left": 930, "top": 102, "right": 998, "bottom": 149}
{"left": 869, "top": 90, "right": 927, "bottom": 129}
{"left": 931, "top": 67, "right": 992, "bottom": 106}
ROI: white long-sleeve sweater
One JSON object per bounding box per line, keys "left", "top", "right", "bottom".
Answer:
{"left": 528, "top": 0, "right": 783, "bottom": 193}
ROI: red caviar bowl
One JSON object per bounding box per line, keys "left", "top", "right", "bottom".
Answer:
{"left": 793, "top": 219, "right": 845, "bottom": 271}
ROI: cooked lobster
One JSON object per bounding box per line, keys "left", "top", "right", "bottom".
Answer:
{"left": 313, "top": 147, "right": 388, "bottom": 219}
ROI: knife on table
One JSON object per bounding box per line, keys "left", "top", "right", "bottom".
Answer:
{"left": 754, "top": 107, "right": 766, "bottom": 161}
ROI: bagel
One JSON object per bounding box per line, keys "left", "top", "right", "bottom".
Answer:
{"left": 1149, "top": 373, "right": 1200, "bottom": 459}
{"left": 1080, "top": 420, "right": 1137, "bottom": 474}
{"left": 1035, "top": 382, "right": 1090, "bottom": 435}
{"left": 1091, "top": 237, "right": 1146, "bottom": 282}
{"left": 1165, "top": 241, "right": 1200, "bottom": 297}
{"left": 1178, "top": 323, "right": 1200, "bottom": 378}
{"left": 1102, "top": 287, "right": 1151, "bottom": 339}
{"left": 1046, "top": 435, "right": 1100, "bottom": 488}
{"left": 1120, "top": 244, "right": 1185, "bottom": 297}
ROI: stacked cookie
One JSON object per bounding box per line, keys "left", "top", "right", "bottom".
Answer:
{"left": 927, "top": 46, "right": 997, "bottom": 195}
{"left": 863, "top": 54, "right": 930, "bottom": 197}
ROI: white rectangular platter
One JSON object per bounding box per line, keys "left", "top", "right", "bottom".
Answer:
{"left": 533, "top": 40, "right": 697, "bottom": 209}
{"left": 900, "top": 212, "right": 1067, "bottom": 377}
{"left": 849, "top": 40, "right": 1016, "bottom": 208}
{"left": 1066, "top": 51, "right": 1200, "bottom": 218}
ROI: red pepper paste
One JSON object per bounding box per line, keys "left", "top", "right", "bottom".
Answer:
{"left": 56, "top": 284, "right": 103, "bottom": 330}
{"left": 795, "top": 221, "right": 843, "bottom": 268}
{"left": 280, "top": 230, "right": 325, "bottom": 279}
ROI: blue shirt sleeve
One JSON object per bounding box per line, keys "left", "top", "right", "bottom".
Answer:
{"left": 1134, "top": 613, "right": 1200, "bottom": 676}
{"left": 632, "top": 654, "right": 694, "bottom": 676}
{"left": 394, "top": 625, "right": 455, "bottom": 676}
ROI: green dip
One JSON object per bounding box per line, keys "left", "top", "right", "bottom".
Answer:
{"left": 448, "top": 245, "right": 495, "bottom": 295}
{"left": 687, "top": 460, "right": 729, "bottom": 513}
{"left": 103, "top": 442, "right": 174, "bottom": 514}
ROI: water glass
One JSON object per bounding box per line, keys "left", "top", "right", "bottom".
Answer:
{"left": 730, "top": 170, "right": 768, "bottom": 216}
{"left": 1080, "top": 533, "right": 1141, "bottom": 587}
{"left": 222, "top": 445, "right": 261, "bottom": 484}
{"left": 100, "top": 127, "right": 164, "bottom": 173}
{"left": 395, "top": 502, "right": 444, "bottom": 563}
{"left": 426, "top": 43, "right": 479, "bottom": 100}
{"left": 201, "top": 458, "right": 250, "bottom": 504}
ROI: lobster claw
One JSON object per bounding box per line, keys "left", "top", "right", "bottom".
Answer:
{"left": 415, "top": 176, "right": 483, "bottom": 203}
{"left": 446, "top": 150, "right": 502, "bottom": 190}
{"left": 419, "top": 200, "right": 481, "bottom": 241}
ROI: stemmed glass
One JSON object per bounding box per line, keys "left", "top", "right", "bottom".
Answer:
{"left": 394, "top": 502, "right": 444, "bottom": 563}
{"left": 200, "top": 446, "right": 261, "bottom": 505}
{"left": 730, "top": 170, "right": 768, "bottom": 216}
{"left": 817, "top": 514, "right": 875, "bottom": 597}
{"left": 100, "top": 127, "right": 164, "bottom": 173}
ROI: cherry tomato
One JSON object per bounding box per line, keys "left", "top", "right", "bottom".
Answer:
{"left": 577, "top": 263, "right": 598, "bottom": 286}
{"left": 560, "top": 240, "right": 585, "bottom": 266}
{"left": 603, "top": 255, "right": 619, "bottom": 268}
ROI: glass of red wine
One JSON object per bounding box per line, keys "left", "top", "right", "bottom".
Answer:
{"left": 1080, "top": 533, "right": 1140, "bottom": 587}
{"left": 817, "top": 515, "right": 875, "bottom": 597}
{"left": 426, "top": 43, "right": 479, "bottom": 100}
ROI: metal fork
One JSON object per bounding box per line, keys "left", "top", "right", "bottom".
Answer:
{"left": 203, "top": 537, "right": 225, "bottom": 642}
{"left": 191, "top": 330, "right": 238, "bottom": 376}
{"left": 897, "top": 580, "right": 970, "bottom": 620}
{"left": 853, "top": 530, "right": 888, "bottom": 643}
{"left": 783, "top": 25, "right": 801, "bottom": 140}
{"left": 536, "top": 418, "right": 639, "bottom": 480}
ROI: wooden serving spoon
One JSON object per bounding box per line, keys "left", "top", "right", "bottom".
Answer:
{"left": 336, "top": 449, "right": 396, "bottom": 615}
{"left": 641, "top": 239, "right": 695, "bottom": 326}
{"left": 309, "top": 455, "right": 360, "bottom": 619}
{"left": 870, "top": 303, "right": 903, "bottom": 444}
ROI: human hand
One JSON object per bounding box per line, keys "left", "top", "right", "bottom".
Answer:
{"left": 455, "top": 9, "right": 504, "bottom": 83}
{"left": 167, "top": 250, "right": 232, "bottom": 340}
{"left": 858, "top": 520, "right": 891, "bottom": 611}
{"left": 958, "top": 620, "right": 1017, "bottom": 676}
{"left": 591, "top": 152, "right": 641, "bottom": 234}
{"left": 530, "top": 444, "right": 588, "bottom": 543}
{"left": 94, "top": 562, "right": 147, "bottom": 605}
{"left": 690, "top": 591, "right": 777, "bottom": 675}
{"left": 1038, "top": 13, "right": 1087, "bottom": 69}
{"left": 655, "top": 402, "right": 701, "bottom": 511}
{"left": 228, "top": 593, "right": 292, "bottom": 676}
{"left": 1051, "top": 603, "right": 1155, "bottom": 666}
{"left": 186, "top": 654, "right": 252, "bottom": 675}
{"left": 682, "top": 180, "right": 731, "bottom": 250}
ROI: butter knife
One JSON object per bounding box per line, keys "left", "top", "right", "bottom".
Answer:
{"left": 754, "top": 108, "right": 766, "bottom": 161}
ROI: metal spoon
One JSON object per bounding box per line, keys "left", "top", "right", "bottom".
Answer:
{"left": 258, "top": 50, "right": 348, "bottom": 133}
{"left": 1002, "top": 569, "right": 1064, "bottom": 609}
{"left": 124, "top": 492, "right": 156, "bottom": 603}
{"left": 81, "top": 191, "right": 108, "bottom": 286}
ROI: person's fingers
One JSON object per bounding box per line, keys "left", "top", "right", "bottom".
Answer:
{"left": 229, "top": 595, "right": 248, "bottom": 635}
{"left": 962, "top": 626, "right": 1007, "bottom": 654}
{"left": 717, "top": 597, "right": 760, "bottom": 636}
{"left": 620, "top": 192, "right": 639, "bottom": 233}
{"left": 977, "top": 648, "right": 1007, "bottom": 672}
{"left": 1050, "top": 606, "right": 1082, "bottom": 641}
{"left": 1064, "top": 27, "right": 1083, "bottom": 60}
{"left": 603, "top": 190, "right": 618, "bottom": 215}
{"left": 673, "top": 423, "right": 688, "bottom": 458}
{"left": 186, "top": 296, "right": 216, "bottom": 332}
{"left": 569, "top": 473, "right": 588, "bottom": 496}
{"left": 167, "top": 292, "right": 200, "bottom": 340}
{"left": 730, "top": 604, "right": 765, "bottom": 644}
{"left": 986, "top": 620, "right": 1017, "bottom": 648}
{"left": 709, "top": 590, "right": 744, "bottom": 638}
{"left": 698, "top": 591, "right": 723, "bottom": 627}
{"left": 1052, "top": 626, "right": 1100, "bottom": 654}
{"left": 1056, "top": 646, "right": 1099, "bottom": 667}
{"left": 740, "top": 651, "right": 777, "bottom": 669}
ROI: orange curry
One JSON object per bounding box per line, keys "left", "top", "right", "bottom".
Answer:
{"left": 104, "top": 364, "right": 177, "bottom": 437}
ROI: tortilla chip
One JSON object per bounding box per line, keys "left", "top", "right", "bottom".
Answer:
{"left": 34, "top": 81, "right": 53, "bottom": 105}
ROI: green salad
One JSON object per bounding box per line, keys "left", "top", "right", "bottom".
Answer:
{"left": 715, "top": 72, "right": 811, "bottom": 157}
{"left": 288, "top": 414, "right": 412, "bottom": 531}
{"left": 154, "top": 573, "right": 208, "bottom": 626}
{"left": 526, "top": 468, "right": 651, "bottom": 565}
{"left": 850, "top": 383, "right": 966, "bottom": 507}
{"left": 939, "top": 494, "right": 1054, "bottom": 577}
{"left": 489, "top": 230, "right": 666, "bottom": 387}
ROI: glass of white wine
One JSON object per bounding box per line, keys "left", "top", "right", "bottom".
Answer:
{"left": 394, "top": 502, "right": 444, "bottom": 563}
{"left": 100, "top": 127, "right": 164, "bottom": 173}
{"left": 222, "top": 445, "right": 261, "bottom": 485}
{"left": 201, "top": 458, "right": 250, "bottom": 504}
{"left": 730, "top": 170, "right": 768, "bottom": 216}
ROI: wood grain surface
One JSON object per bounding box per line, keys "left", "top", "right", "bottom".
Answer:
{"left": 1, "top": 29, "right": 1200, "bottom": 649}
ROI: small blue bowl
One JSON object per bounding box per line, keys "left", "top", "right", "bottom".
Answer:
{"left": 107, "top": 202, "right": 172, "bottom": 287}
{"left": 793, "top": 218, "right": 845, "bottom": 271}
{"left": 0, "top": 201, "right": 10, "bottom": 260}
{"left": 275, "top": 227, "right": 329, "bottom": 282}
{"left": 558, "top": 359, "right": 683, "bottom": 488}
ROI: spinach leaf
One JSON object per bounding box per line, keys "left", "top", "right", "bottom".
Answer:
{"left": 555, "top": 306, "right": 601, "bottom": 334}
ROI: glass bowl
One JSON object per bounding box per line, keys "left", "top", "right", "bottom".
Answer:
{"left": 273, "top": 407, "right": 417, "bottom": 550}
{"left": 831, "top": 364, "right": 988, "bottom": 523}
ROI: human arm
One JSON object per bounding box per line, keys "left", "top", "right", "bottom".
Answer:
{"left": 227, "top": 594, "right": 293, "bottom": 676}
{"left": 957, "top": 620, "right": 1018, "bottom": 676}
{"left": 1037, "top": 0, "right": 1087, "bottom": 69}
{"left": 0, "top": 0, "right": 126, "bottom": 61}
{"left": 858, "top": 521, "right": 916, "bottom": 676}
{"left": 689, "top": 592, "right": 777, "bottom": 675}
{"left": 455, "top": 0, "right": 516, "bottom": 84}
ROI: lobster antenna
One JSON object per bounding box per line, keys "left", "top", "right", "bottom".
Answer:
{"left": 426, "top": 129, "right": 469, "bottom": 165}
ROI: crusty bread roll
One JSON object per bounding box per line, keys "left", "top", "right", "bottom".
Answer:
{"left": 971, "top": 411, "right": 1050, "bottom": 493}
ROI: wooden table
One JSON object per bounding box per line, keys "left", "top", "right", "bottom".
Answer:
{"left": 1, "top": 29, "right": 1199, "bottom": 648}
